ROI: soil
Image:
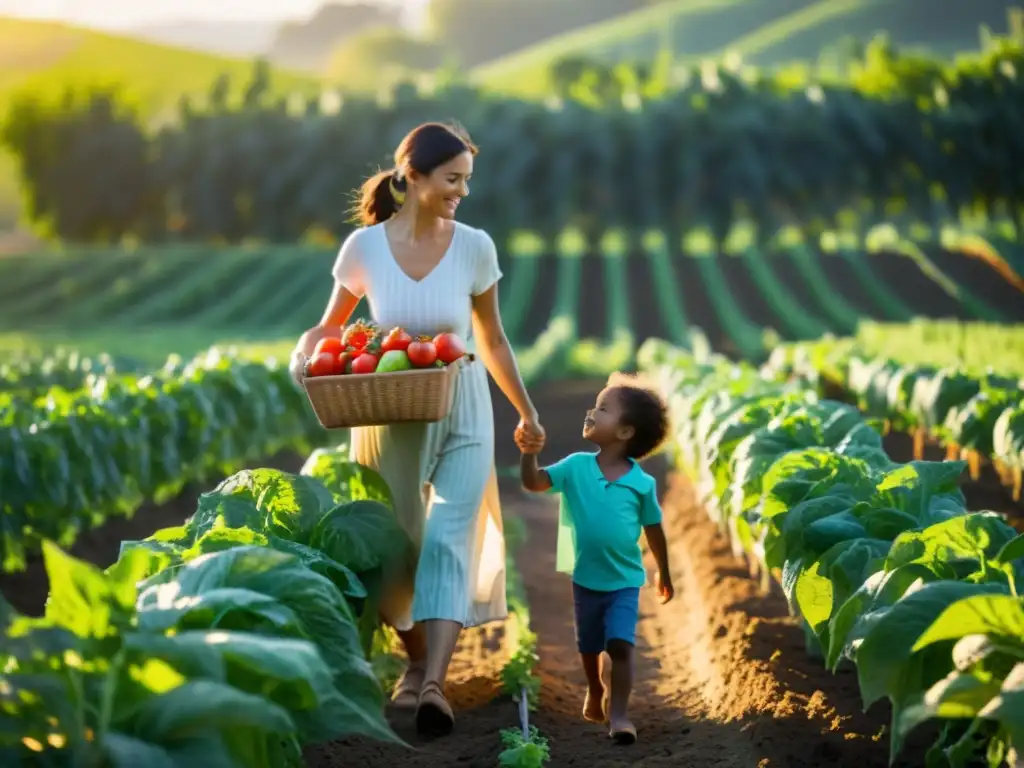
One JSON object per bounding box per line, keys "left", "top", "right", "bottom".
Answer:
{"left": 928, "top": 248, "right": 1024, "bottom": 322}
{"left": 674, "top": 257, "right": 726, "bottom": 353}
{"left": 864, "top": 250, "right": 968, "bottom": 319}
{"left": 5, "top": 382, "right": 940, "bottom": 767}
{"left": 518, "top": 253, "right": 560, "bottom": 343}
{"left": 812, "top": 250, "right": 891, "bottom": 318}
{"left": 577, "top": 253, "right": 607, "bottom": 340}
{"left": 716, "top": 254, "right": 779, "bottom": 334}
{"left": 627, "top": 248, "right": 670, "bottom": 344}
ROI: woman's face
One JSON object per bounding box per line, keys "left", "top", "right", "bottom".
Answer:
{"left": 410, "top": 150, "right": 473, "bottom": 220}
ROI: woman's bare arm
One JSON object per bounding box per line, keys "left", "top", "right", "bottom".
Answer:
{"left": 294, "top": 282, "right": 361, "bottom": 357}
{"left": 471, "top": 285, "right": 537, "bottom": 422}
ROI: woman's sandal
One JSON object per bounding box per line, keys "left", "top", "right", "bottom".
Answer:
{"left": 609, "top": 721, "right": 637, "bottom": 746}
{"left": 390, "top": 666, "right": 425, "bottom": 710}
{"left": 416, "top": 680, "right": 455, "bottom": 737}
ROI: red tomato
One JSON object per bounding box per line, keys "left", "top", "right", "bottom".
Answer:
{"left": 407, "top": 338, "right": 437, "bottom": 368}
{"left": 334, "top": 351, "right": 353, "bottom": 375}
{"left": 350, "top": 352, "right": 379, "bottom": 374}
{"left": 314, "top": 336, "right": 344, "bottom": 357}
{"left": 308, "top": 352, "right": 338, "bottom": 377}
{"left": 433, "top": 332, "right": 466, "bottom": 364}
{"left": 342, "top": 320, "right": 374, "bottom": 352}
{"left": 381, "top": 327, "right": 412, "bottom": 353}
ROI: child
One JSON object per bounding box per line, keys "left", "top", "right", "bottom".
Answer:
{"left": 516, "top": 374, "right": 673, "bottom": 746}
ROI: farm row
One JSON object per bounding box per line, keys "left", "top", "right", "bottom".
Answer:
{"left": 639, "top": 338, "right": 1024, "bottom": 767}
{"left": 766, "top": 322, "right": 1024, "bottom": 503}
{"left": 2, "top": 230, "right": 1023, "bottom": 366}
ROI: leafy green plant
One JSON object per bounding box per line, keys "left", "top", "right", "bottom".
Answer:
{"left": 498, "top": 726, "right": 550, "bottom": 767}
{"left": 640, "top": 337, "right": 1024, "bottom": 766}
{"left": 2, "top": 455, "right": 414, "bottom": 764}
{"left": 768, "top": 322, "right": 1024, "bottom": 499}
{"left": 0, "top": 541, "right": 397, "bottom": 766}
{"left": 0, "top": 348, "right": 321, "bottom": 572}
{"left": 119, "top": 465, "right": 413, "bottom": 656}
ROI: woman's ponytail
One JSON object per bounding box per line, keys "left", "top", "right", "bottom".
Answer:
{"left": 354, "top": 169, "right": 401, "bottom": 226}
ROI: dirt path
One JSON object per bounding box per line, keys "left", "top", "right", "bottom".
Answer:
{"left": 303, "top": 619, "right": 515, "bottom": 768}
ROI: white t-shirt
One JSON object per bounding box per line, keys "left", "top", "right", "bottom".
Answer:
{"left": 332, "top": 221, "right": 502, "bottom": 347}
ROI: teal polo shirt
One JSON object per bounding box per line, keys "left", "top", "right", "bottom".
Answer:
{"left": 545, "top": 452, "right": 663, "bottom": 592}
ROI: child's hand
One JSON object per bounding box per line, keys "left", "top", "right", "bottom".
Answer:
{"left": 655, "top": 570, "right": 674, "bottom": 604}
{"left": 515, "top": 420, "right": 545, "bottom": 454}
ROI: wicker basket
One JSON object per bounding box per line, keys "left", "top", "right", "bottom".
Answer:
{"left": 302, "top": 357, "right": 465, "bottom": 429}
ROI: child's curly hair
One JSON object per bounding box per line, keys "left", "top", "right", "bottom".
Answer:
{"left": 604, "top": 373, "right": 670, "bottom": 460}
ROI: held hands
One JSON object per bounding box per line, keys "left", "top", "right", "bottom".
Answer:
{"left": 514, "top": 415, "right": 546, "bottom": 454}
{"left": 655, "top": 570, "right": 675, "bottom": 604}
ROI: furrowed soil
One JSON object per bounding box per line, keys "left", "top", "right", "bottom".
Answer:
{"left": 4, "top": 382, "right": 931, "bottom": 767}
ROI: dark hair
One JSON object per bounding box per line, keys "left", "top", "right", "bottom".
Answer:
{"left": 354, "top": 121, "right": 477, "bottom": 226}
{"left": 605, "top": 376, "right": 670, "bottom": 460}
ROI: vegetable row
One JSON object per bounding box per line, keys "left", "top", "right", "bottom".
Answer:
{"left": 1, "top": 449, "right": 407, "bottom": 766}
{"left": 0, "top": 348, "right": 322, "bottom": 572}
{"left": 764, "top": 327, "right": 1024, "bottom": 499}
{"left": 639, "top": 338, "right": 1024, "bottom": 767}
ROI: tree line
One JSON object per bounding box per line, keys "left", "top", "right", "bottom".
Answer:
{"left": 2, "top": 38, "right": 1023, "bottom": 246}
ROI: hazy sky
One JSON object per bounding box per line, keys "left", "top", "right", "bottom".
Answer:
{"left": 0, "top": 0, "right": 421, "bottom": 29}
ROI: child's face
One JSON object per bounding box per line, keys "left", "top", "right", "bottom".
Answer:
{"left": 582, "top": 388, "right": 634, "bottom": 446}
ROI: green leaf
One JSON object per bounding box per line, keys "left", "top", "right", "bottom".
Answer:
{"left": 266, "top": 536, "right": 367, "bottom": 599}
{"left": 827, "top": 564, "right": 937, "bottom": 669}
{"left": 310, "top": 500, "right": 410, "bottom": 573}
{"left": 874, "top": 460, "right": 967, "bottom": 523}
{"left": 101, "top": 733, "right": 177, "bottom": 768}
{"left": 188, "top": 496, "right": 267, "bottom": 541}
{"left": 135, "top": 587, "right": 301, "bottom": 635}
{"left": 301, "top": 448, "right": 393, "bottom": 507}
{"left": 913, "top": 594, "right": 1024, "bottom": 652}
{"left": 191, "top": 469, "right": 335, "bottom": 544}
{"left": 897, "top": 669, "right": 1002, "bottom": 740}
{"left": 117, "top": 679, "right": 295, "bottom": 740}
{"left": 997, "top": 534, "right": 1024, "bottom": 566}
{"left": 978, "top": 663, "right": 1024, "bottom": 751}
{"left": 886, "top": 514, "right": 1018, "bottom": 577}
{"left": 855, "top": 580, "right": 1008, "bottom": 709}
{"left": 42, "top": 541, "right": 137, "bottom": 637}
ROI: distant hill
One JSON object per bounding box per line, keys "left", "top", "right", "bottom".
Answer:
{"left": 268, "top": 3, "right": 402, "bottom": 73}
{"left": 130, "top": 20, "right": 280, "bottom": 59}
{"left": 0, "top": 16, "right": 322, "bottom": 228}
{"left": 472, "top": 0, "right": 1020, "bottom": 96}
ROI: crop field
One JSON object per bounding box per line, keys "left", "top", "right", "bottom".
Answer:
{"left": 2, "top": 225, "right": 1023, "bottom": 764}
{"left": 4, "top": 17, "right": 1024, "bottom": 765}
{"left": 3, "top": 322, "right": 1023, "bottom": 766}
{"left": 2, "top": 229, "right": 1023, "bottom": 366}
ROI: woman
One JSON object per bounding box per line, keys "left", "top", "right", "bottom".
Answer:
{"left": 290, "top": 122, "right": 546, "bottom": 737}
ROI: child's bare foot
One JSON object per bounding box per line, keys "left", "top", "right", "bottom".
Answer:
{"left": 582, "top": 687, "right": 607, "bottom": 723}
{"left": 609, "top": 717, "right": 637, "bottom": 745}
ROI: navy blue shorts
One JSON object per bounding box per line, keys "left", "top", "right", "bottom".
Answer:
{"left": 572, "top": 582, "right": 640, "bottom": 654}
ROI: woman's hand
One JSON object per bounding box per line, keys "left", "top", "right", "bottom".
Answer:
{"left": 514, "top": 416, "right": 546, "bottom": 454}
{"left": 289, "top": 352, "right": 308, "bottom": 389}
